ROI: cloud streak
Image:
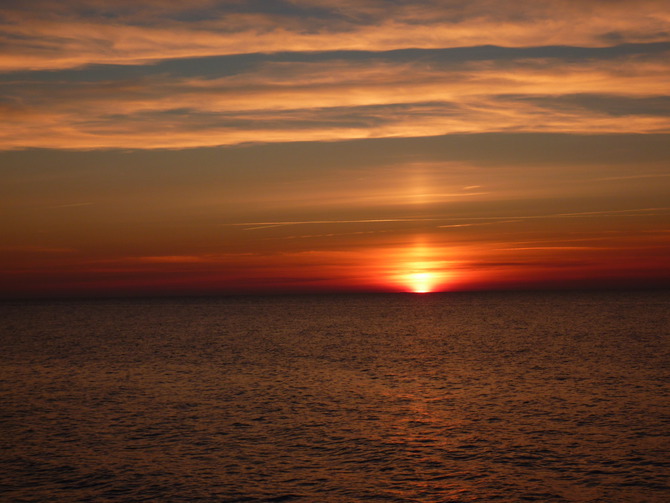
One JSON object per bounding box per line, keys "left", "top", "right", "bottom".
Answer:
{"left": 229, "top": 207, "right": 670, "bottom": 232}
{"left": 1, "top": 0, "right": 669, "bottom": 72}
{"left": 1, "top": 1, "right": 668, "bottom": 149}
{"left": 2, "top": 51, "right": 669, "bottom": 149}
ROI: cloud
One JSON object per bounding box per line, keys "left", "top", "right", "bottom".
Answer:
{"left": 2, "top": 50, "right": 669, "bottom": 149}
{"left": 0, "top": 1, "right": 667, "bottom": 150}
{"left": 228, "top": 217, "right": 444, "bottom": 231}
{"left": 1, "top": 0, "right": 669, "bottom": 72}
{"left": 228, "top": 207, "right": 670, "bottom": 232}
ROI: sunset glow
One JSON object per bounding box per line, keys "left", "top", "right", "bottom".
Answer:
{"left": 406, "top": 272, "right": 436, "bottom": 294}
{"left": 0, "top": 1, "right": 669, "bottom": 298}
{"left": 3, "top": 6, "right": 670, "bottom": 503}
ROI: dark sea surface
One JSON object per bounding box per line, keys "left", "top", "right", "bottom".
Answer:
{"left": 1, "top": 291, "right": 668, "bottom": 502}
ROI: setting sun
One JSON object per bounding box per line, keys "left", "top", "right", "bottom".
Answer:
{"left": 388, "top": 240, "right": 458, "bottom": 294}
{"left": 407, "top": 272, "right": 435, "bottom": 293}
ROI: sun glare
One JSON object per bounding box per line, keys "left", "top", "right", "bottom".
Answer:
{"left": 407, "top": 272, "right": 435, "bottom": 293}
{"left": 387, "top": 240, "right": 457, "bottom": 293}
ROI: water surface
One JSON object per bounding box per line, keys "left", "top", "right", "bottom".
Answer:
{"left": 1, "top": 291, "right": 668, "bottom": 501}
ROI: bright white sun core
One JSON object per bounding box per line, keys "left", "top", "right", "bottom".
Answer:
{"left": 407, "top": 272, "right": 436, "bottom": 293}
{"left": 392, "top": 243, "right": 455, "bottom": 293}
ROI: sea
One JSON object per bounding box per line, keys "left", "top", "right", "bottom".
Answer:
{"left": 1, "top": 290, "right": 668, "bottom": 502}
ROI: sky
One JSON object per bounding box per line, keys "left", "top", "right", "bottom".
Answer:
{"left": 1, "top": 0, "right": 669, "bottom": 298}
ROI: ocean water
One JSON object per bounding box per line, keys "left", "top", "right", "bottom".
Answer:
{"left": 1, "top": 291, "right": 668, "bottom": 502}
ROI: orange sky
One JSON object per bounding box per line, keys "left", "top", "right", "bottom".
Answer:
{"left": 1, "top": 1, "right": 669, "bottom": 297}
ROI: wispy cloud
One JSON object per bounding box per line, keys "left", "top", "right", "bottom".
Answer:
{"left": 1, "top": 0, "right": 669, "bottom": 72}
{"left": 2, "top": 52, "right": 669, "bottom": 149}
{"left": 592, "top": 173, "right": 670, "bottom": 181}
{"left": 227, "top": 218, "right": 443, "bottom": 231}
{"left": 228, "top": 207, "right": 670, "bottom": 231}
{"left": 1, "top": 1, "right": 668, "bottom": 149}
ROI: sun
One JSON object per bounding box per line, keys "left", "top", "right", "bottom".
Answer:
{"left": 407, "top": 272, "right": 435, "bottom": 293}
{"left": 388, "top": 241, "right": 456, "bottom": 293}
